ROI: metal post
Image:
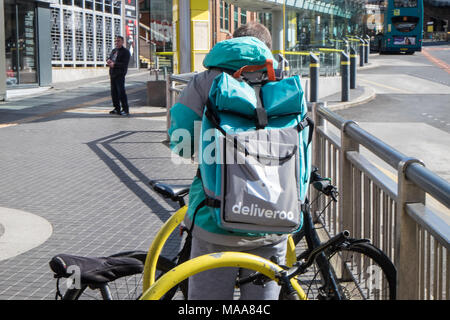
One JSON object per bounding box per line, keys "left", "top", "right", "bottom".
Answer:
{"left": 364, "top": 39, "right": 369, "bottom": 64}
{"left": 339, "top": 121, "right": 360, "bottom": 233}
{"left": 365, "top": 35, "right": 371, "bottom": 63}
{"left": 359, "top": 38, "right": 365, "bottom": 67}
{"left": 341, "top": 52, "right": 350, "bottom": 102}
{"left": 396, "top": 158, "right": 426, "bottom": 300}
{"left": 0, "top": 0, "right": 6, "bottom": 101}
{"left": 165, "top": 75, "right": 174, "bottom": 141}
{"left": 350, "top": 47, "right": 357, "bottom": 89}
{"left": 311, "top": 102, "right": 325, "bottom": 216}
{"left": 343, "top": 39, "right": 349, "bottom": 54}
{"left": 309, "top": 53, "right": 320, "bottom": 102}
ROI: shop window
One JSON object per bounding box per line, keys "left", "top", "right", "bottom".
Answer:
{"left": 105, "top": 0, "right": 112, "bottom": 13}
{"left": 224, "top": 2, "right": 229, "bottom": 30}
{"left": 85, "top": 1, "right": 93, "bottom": 10}
{"left": 234, "top": 6, "right": 239, "bottom": 30}
{"left": 220, "top": 1, "right": 223, "bottom": 29}
{"left": 241, "top": 10, "right": 247, "bottom": 25}
{"left": 95, "top": 0, "right": 103, "bottom": 11}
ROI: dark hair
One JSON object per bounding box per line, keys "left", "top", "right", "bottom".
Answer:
{"left": 115, "top": 36, "right": 124, "bottom": 41}
{"left": 232, "top": 22, "right": 272, "bottom": 49}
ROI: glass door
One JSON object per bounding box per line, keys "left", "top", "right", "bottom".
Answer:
{"left": 4, "top": 0, "right": 38, "bottom": 86}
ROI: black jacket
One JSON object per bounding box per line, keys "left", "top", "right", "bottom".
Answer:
{"left": 109, "top": 46, "right": 131, "bottom": 78}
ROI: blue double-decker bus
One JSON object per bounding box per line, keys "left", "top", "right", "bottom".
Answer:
{"left": 370, "top": 0, "right": 424, "bottom": 54}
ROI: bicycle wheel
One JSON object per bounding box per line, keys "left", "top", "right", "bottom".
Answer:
{"left": 300, "top": 242, "right": 396, "bottom": 300}
{"left": 60, "top": 254, "right": 176, "bottom": 300}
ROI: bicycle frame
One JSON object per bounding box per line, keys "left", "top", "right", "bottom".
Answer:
{"left": 140, "top": 252, "right": 307, "bottom": 300}
{"left": 142, "top": 204, "right": 300, "bottom": 294}
{"left": 142, "top": 205, "right": 188, "bottom": 292}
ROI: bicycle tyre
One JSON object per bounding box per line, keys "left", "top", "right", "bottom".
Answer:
{"left": 61, "top": 255, "right": 176, "bottom": 300}
{"left": 302, "top": 241, "right": 396, "bottom": 300}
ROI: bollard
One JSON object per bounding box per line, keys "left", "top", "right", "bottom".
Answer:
{"left": 343, "top": 39, "right": 349, "bottom": 54}
{"left": 359, "top": 38, "right": 364, "bottom": 67}
{"left": 309, "top": 53, "right": 320, "bottom": 102}
{"left": 341, "top": 52, "right": 350, "bottom": 102}
{"left": 350, "top": 47, "right": 357, "bottom": 89}
{"left": 364, "top": 39, "right": 369, "bottom": 64}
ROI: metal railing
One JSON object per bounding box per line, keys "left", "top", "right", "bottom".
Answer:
{"left": 165, "top": 72, "right": 197, "bottom": 138}
{"left": 164, "top": 72, "right": 450, "bottom": 300}
{"left": 285, "top": 49, "right": 344, "bottom": 77}
{"left": 310, "top": 101, "right": 450, "bottom": 300}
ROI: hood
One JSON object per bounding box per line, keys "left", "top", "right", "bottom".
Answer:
{"left": 203, "top": 36, "right": 278, "bottom": 71}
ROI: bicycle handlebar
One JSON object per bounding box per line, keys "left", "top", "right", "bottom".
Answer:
{"left": 237, "top": 230, "right": 350, "bottom": 287}
{"left": 310, "top": 167, "right": 338, "bottom": 202}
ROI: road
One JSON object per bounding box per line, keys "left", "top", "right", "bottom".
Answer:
{"left": 335, "top": 44, "right": 450, "bottom": 216}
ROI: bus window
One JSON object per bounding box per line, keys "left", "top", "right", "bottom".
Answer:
{"left": 394, "top": 0, "right": 417, "bottom": 8}
{"left": 392, "top": 16, "right": 419, "bottom": 32}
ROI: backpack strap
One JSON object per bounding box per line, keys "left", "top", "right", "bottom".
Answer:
{"left": 253, "top": 85, "right": 268, "bottom": 130}
{"left": 296, "top": 116, "right": 315, "bottom": 146}
{"left": 233, "top": 59, "right": 276, "bottom": 81}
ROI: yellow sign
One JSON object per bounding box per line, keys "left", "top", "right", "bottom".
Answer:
{"left": 393, "top": 9, "right": 400, "bottom": 16}
{"left": 427, "top": 25, "right": 434, "bottom": 32}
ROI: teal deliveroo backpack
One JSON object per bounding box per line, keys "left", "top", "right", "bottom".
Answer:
{"left": 195, "top": 52, "right": 314, "bottom": 234}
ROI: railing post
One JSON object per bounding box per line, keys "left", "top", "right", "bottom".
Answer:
{"left": 311, "top": 102, "right": 325, "bottom": 215}
{"left": 165, "top": 75, "right": 174, "bottom": 141}
{"left": 350, "top": 47, "right": 357, "bottom": 89}
{"left": 309, "top": 53, "right": 320, "bottom": 102}
{"left": 359, "top": 38, "right": 365, "bottom": 67}
{"left": 339, "top": 121, "right": 359, "bottom": 234}
{"left": 396, "top": 158, "right": 426, "bottom": 300}
{"left": 341, "top": 52, "right": 350, "bottom": 102}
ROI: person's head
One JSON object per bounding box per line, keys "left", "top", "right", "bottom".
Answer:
{"left": 115, "top": 36, "right": 124, "bottom": 48}
{"left": 232, "top": 22, "right": 272, "bottom": 50}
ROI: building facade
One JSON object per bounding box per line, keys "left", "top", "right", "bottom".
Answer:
{"left": 137, "top": 0, "right": 366, "bottom": 75}
{"left": 1, "top": 0, "right": 53, "bottom": 94}
{"left": 0, "top": 0, "right": 139, "bottom": 100}
{"left": 1, "top": 0, "right": 367, "bottom": 100}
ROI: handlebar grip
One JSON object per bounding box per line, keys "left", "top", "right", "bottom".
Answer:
{"left": 312, "top": 180, "right": 330, "bottom": 192}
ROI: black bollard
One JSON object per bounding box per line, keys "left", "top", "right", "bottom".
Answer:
{"left": 341, "top": 52, "right": 350, "bottom": 102}
{"left": 310, "top": 53, "right": 319, "bottom": 102}
{"left": 364, "top": 39, "right": 369, "bottom": 64}
{"left": 350, "top": 47, "right": 357, "bottom": 89}
{"left": 343, "top": 39, "right": 349, "bottom": 54}
{"left": 359, "top": 38, "right": 365, "bottom": 67}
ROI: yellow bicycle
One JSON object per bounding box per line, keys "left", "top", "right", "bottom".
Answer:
{"left": 49, "top": 171, "right": 396, "bottom": 300}
{"left": 141, "top": 175, "right": 396, "bottom": 300}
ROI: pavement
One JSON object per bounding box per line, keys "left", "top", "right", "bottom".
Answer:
{"left": 0, "top": 61, "right": 377, "bottom": 299}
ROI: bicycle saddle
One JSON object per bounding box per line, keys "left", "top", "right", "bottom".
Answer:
{"left": 49, "top": 253, "right": 143, "bottom": 286}
{"left": 149, "top": 180, "right": 190, "bottom": 201}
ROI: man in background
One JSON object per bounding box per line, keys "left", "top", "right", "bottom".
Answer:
{"left": 107, "top": 36, "right": 131, "bottom": 116}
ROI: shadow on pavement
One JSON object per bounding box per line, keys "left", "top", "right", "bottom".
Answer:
{"left": 86, "top": 130, "right": 192, "bottom": 224}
